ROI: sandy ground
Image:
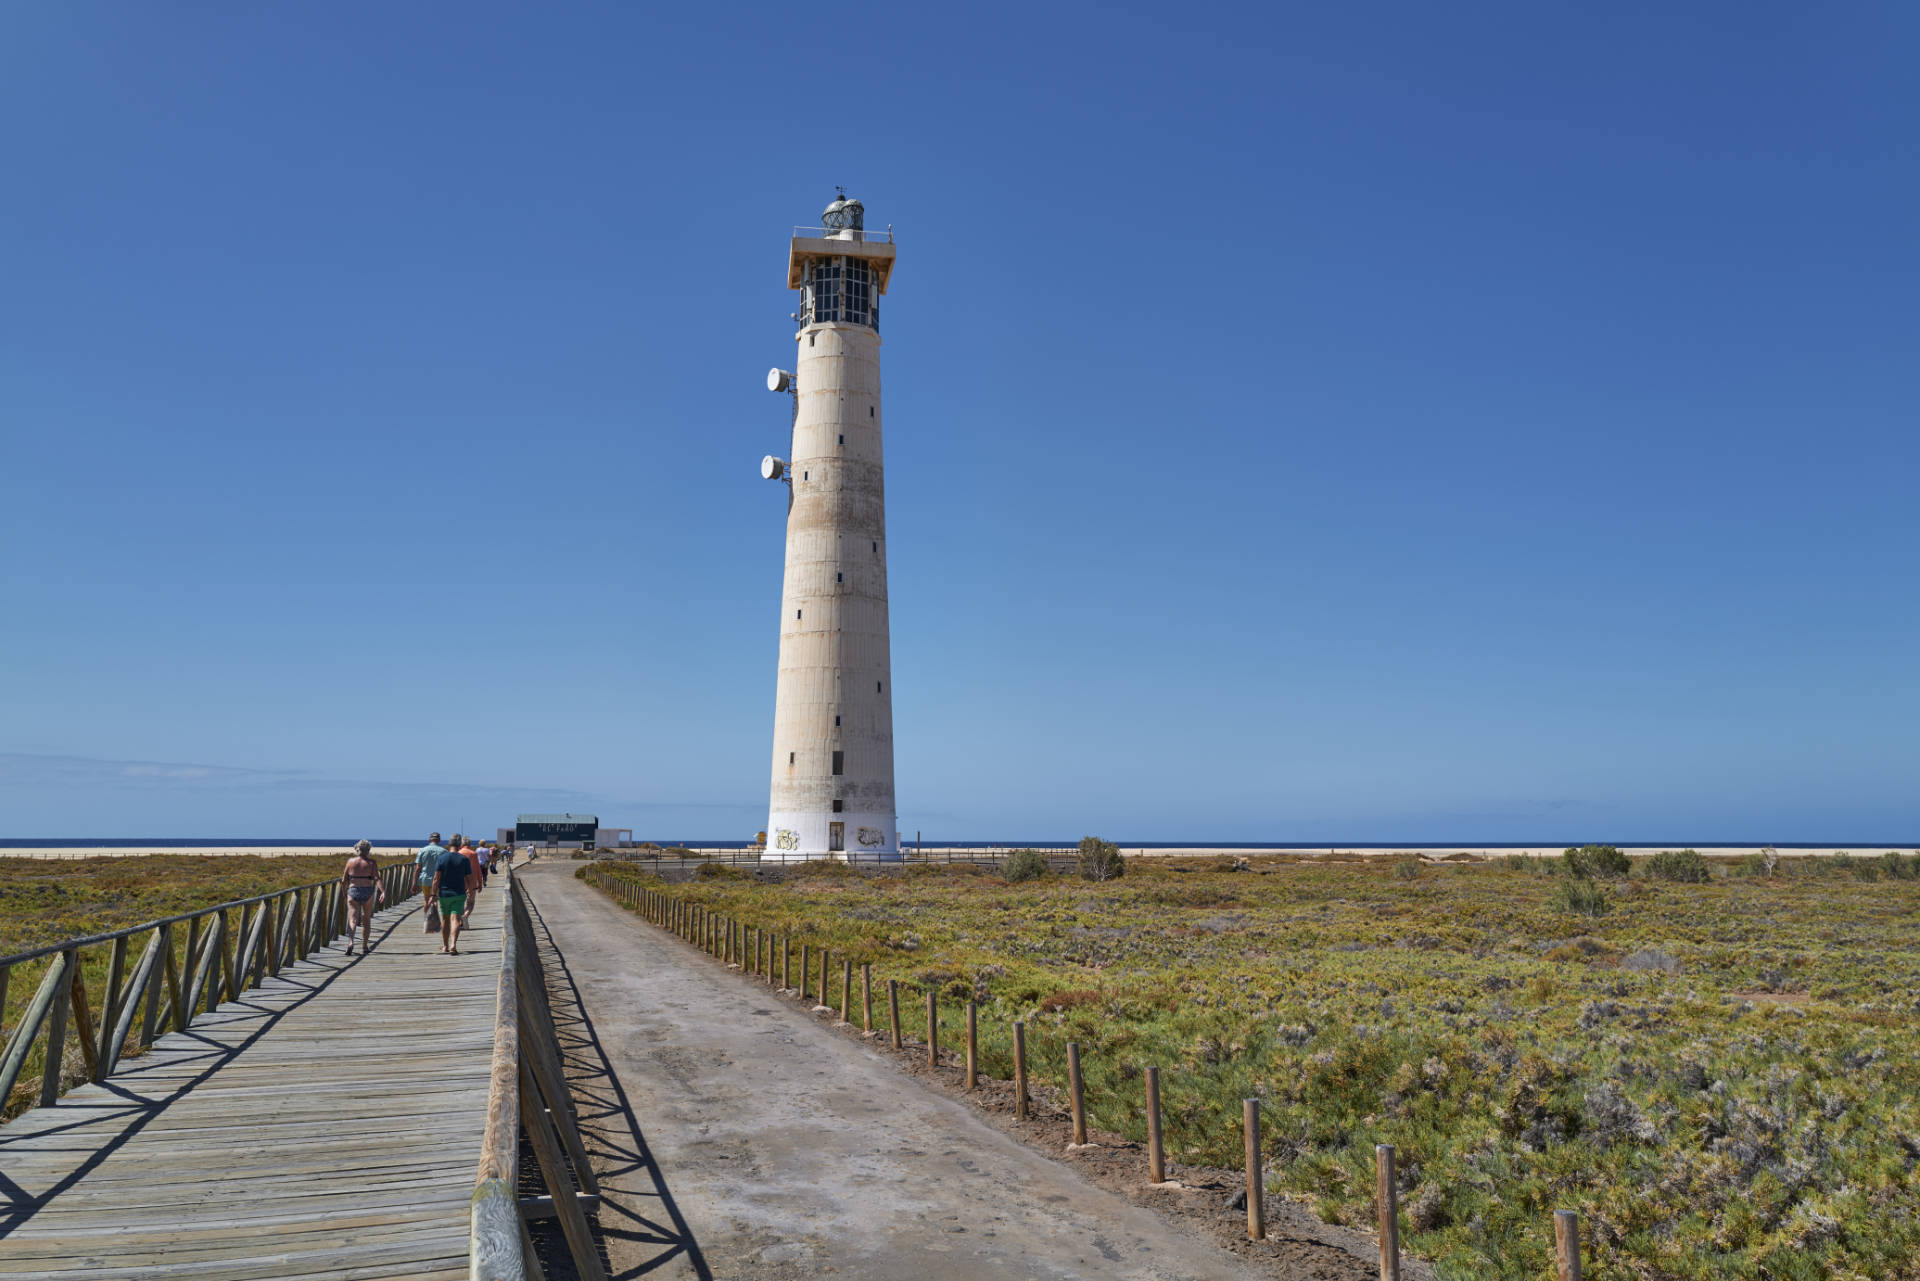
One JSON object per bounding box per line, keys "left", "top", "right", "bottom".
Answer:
{"left": 517, "top": 861, "right": 1403, "bottom": 1281}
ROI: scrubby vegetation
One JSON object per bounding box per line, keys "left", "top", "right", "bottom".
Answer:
{"left": 1002, "top": 848, "right": 1050, "bottom": 882}
{"left": 1642, "top": 849, "right": 1711, "bottom": 883}
{"left": 1077, "top": 835, "right": 1125, "bottom": 882}
{"left": 1563, "top": 844, "right": 1631, "bottom": 879}
{"left": 588, "top": 851, "right": 1920, "bottom": 1278}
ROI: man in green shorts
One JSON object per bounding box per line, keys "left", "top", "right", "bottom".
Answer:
{"left": 430, "top": 841, "right": 474, "bottom": 955}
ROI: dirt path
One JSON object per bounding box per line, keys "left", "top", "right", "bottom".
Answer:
{"left": 522, "top": 863, "right": 1402, "bottom": 1281}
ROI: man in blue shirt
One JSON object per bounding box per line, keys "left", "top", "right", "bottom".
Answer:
{"left": 431, "top": 842, "right": 473, "bottom": 955}
{"left": 415, "top": 834, "right": 446, "bottom": 904}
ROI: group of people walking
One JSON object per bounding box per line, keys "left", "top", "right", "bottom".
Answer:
{"left": 335, "top": 832, "right": 510, "bottom": 957}
{"left": 412, "top": 832, "right": 500, "bottom": 955}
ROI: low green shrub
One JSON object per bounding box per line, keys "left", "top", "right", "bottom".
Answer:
{"left": 1642, "top": 849, "right": 1711, "bottom": 883}
{"left": 1392, "top": 857, "right": 1421, "bottom": 880}
{"left": 1551, "top": 877, "right": 1610, "bottom": 919}
{"left": 1563, "top": 844, "right": 1630, "bottom": 879}
{"left": 1002, "top": 848, "right": 1050, "bottom": 882}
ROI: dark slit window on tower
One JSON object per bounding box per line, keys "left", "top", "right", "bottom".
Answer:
{"left": 871, "top": 541, "right": 877, "bottom": 552}
{"left": 796, "top": 609, "right": 802, "bottom": 619}
{"left": 877, "top": 681, "right": 883, "bottom": 692}
{"left": 836, "top": 572, "right": 842, "bottom": 582}
{"left": 838, "top": 434, "right": 844, "bottom": 444}
{"left": 831, "top": 750, "right": 844, "bottom": 775}
{"left": 788, "top": 752, "right": 795, "bottom": 764}
{"left": 834, "top": 715, "right": 841, "bottom": 726}
{"left": 869, "top": 406, "right": 874, "bottom": 418}
{"left": 832, "top": 799, "right": 843, "bottom": 812}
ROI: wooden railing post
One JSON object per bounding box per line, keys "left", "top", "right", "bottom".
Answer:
{"left": 104, "top": 928, "right": 163, "bottom": 1077}
{"left": 140, "top": 922, "right": 169, "bottom": 1049}
{"left": 95, "top": 935, "right": 129, "bottom": 1081}
{"left": 39, "top": 947, "right": 76, "bottom": 1108}
{"left": 1013, "top": 1021, "right": 1029, "bottom": 1119}
{"left": 1145, "top": 1065, "right": 1166, "bottom": 1183}
{"left": 1245, "top": 1099, "right": 1265, "bottom": 1240}
{"left": 1554, "top": 1210, "right": 1582, "bottom": 1281}
{"left": 861, "top": 964, "right": 873, "bottom": 1031}
{"left": 1067, "top": 1042, "right": 1088, "bottom": 1144}
{"left": 180, "top": 916, "right": 202, "bottom": 1025}
{"left": 888, "top": 979, "right": 902, "bottom": 1049}
{"left": 1377, "top": 1144, "right": 1400, "bottom": 1280}
{"left": 926, "top": 990, "right": 939, "bottom": 1069}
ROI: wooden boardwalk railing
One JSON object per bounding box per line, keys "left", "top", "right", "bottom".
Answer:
{"left": 0, "top": 860, "right": 417, "bottom": 1117}
{"left": 468, "top": 876, "right": 605, "bottom": 1281}
{"left": 0, "top": 862, "right": 589, "bottom": 1280}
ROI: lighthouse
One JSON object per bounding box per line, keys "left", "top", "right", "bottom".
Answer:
{"left": 760, "top": 193, "right": 899, "bottom": 861}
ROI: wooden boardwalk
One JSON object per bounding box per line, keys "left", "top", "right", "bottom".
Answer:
{"left": 0, "top": 888, "right": 504, "bottom": 1280}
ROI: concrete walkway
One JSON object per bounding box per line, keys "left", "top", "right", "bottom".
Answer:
{"left": 521, "top": 862, "right": 1261, "bottom": 1281}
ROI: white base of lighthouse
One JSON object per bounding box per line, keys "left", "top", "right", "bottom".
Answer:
{"left": 764, "top": 810, "right": 899, "bottom": 862}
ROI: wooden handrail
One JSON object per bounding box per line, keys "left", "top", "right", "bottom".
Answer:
{"left": 471, "top": 864, "right": 607, "bottom": 1281}
{"left": 471, "top": 874, "right": 524, "bottom": 1281}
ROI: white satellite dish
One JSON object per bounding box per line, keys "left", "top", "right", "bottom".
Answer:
{"left": 761, "top": 455, "right": 787, "bottom": 481}
{"left": 767, "top": 368, "right": 795, "bottom": 394}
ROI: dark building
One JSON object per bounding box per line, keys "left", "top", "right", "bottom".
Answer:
{"left": 514, "top": 813, "right": 599, "bottom": 846}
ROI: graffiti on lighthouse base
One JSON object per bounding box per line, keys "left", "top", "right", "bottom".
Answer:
{"left": 857, "top": 826, "right": 885, "bottom": 847}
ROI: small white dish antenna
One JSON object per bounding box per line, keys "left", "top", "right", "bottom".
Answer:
{"left": 761, "top": 455, "right": 787, "bottom": 481}
{"left": 767, "top": 368, "right": 795, "bottom": 394}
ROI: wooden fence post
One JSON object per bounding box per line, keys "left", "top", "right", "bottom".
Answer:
{"left": 1013, "top": 1021, "right": 1029, "bottom": 1119}
{"left": 95, "top": 935, "right": 128, "bottom": 1081}
{"left": 964, "top": 1002, "right": 978, "bottom": 1089}
{"left": 862, "top": 964, "right": 873, "bottom": 1031}
{"left": 841, "top": 959, "right": 852, "bottom": 1023}
{"left": 800, "top": 944, "right": 810, "bottom": 998}
{"left": 141, "top": 923, "right": 170, "bottom": 1049}
{"left": 926, "top": 990, "right": 939, "bottom": 1069}
{"left": 1145, "top": 1065, "right": 1166, "bottom": 1183}
{"left": 888, "top": 979, "right": 902, "bottom": 1049}
{"left": 1246, "top": 1099, "right": 1265, "bottom": 1240}
{"left": 1554, "top": 1210, "right": 1582, "bottom": 1281}
{"left": 1067, "top": 1041, "right": 1087, "bottom": 1145}
{"left": 38, "top": 947, "right": 76, "bottom": 1108}
{"left": 783, "top": 936, "right": 792, "bottom": 989}
{"left": 1377, "top": 1144, "right": 1400, "bottom": 1280}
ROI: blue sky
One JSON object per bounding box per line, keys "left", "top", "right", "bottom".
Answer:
{"left": 3, "top": 4, "right": 1915, "bottom": 842}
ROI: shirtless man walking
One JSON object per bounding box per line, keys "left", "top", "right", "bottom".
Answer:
{"left": 341, "top": 839, "right": 385, "bottom": 956}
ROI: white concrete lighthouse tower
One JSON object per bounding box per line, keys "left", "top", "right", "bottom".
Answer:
{"left": 760, "top": 193, "right": 899, "bottom": 861}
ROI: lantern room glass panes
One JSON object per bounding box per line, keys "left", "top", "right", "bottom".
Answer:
{"left": 804, "top": 257, "right": 878, "bottom": 331}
